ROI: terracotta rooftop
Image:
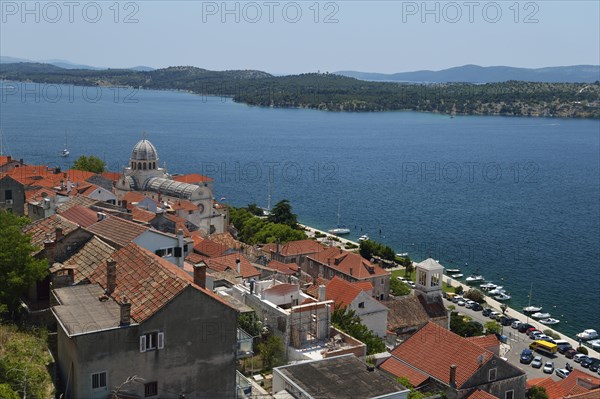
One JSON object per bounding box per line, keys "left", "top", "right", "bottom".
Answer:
{"left": 170, "top": 199, "right": 197, "bottom": 212}
{"left": 172, "top": 173, "right": 213, "bottom": 183}
{"left": 194, "top": 238, "right": 229, "bottom": 258}
{"left": 387, "top": 322, "right": 513, "bottom": 388}
{"left": 22, "top": 214, "right": 80, "bottom": 252}
{"left": 122, "top": 192, "right": 147, "bottom": 208}
{"left": 466, "top": 334, "right": 500, "bottom": 352}
{"left": 65, "top": 169, "right": 96, "bottom": 183}
{"left": 58, "top": 204, "right": 99, "bottom": 228}
{"left": 306, "top": 277, "right": 330, "bottom": 298}
{"left": 62, "top": 236, "right": 117, "bottom": 283}
{"left": 323, "top": 276, "right": 370, "bottom": 308}
{"left": 560, "top": 369, "right": 600, "bottom": 393}
{"left": 264, "top": 239, "right": 325, "bottom": 257}
{"left": 87, "top": 243, "right": 233, "bottom": 322}
{"left": 263, "top": 283, "right": 298, "bottom": 296}
{"left": 208, "top": 232, "right": 242, "bottom": 250}
{"left": 267, "top": 259, "right": 299, "bottom": 275}
{"left": 466, "top": 390, "right": 500, "bottom": 399}
{"left": 101, "top": 171, "right": 123, "bottom": 182}
{"left": 131, "top": 207, "right": 156, "bottom": 223}
{"left": 86, "top": 215, "right": 148, "bottom": 248}
{"left": 25, "top": 187, "right": 58, "bottom": 202}
{"left": 205, "top": 253, "right": 260, "bottom": 279}
{"left": 380, "top": 356, "right": 430, "bottom": 387}
{"left": 527, "top": 377, "right": 565, "bottom": 399}
{"left": 186, "top": 252, "right": 208, "bottom": 264}
{"left": 56, "top": 195, "right": 98, "bottom": 212}
{"left": 309, "top": 246, "right": 389, "bottom": 279}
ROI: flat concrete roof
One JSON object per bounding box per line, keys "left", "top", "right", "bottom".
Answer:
{"left": 53, "top": 284, "right": 124, "bottom": 336}
{"left": 275, "top": 354, "right": 406, "bottom": 399}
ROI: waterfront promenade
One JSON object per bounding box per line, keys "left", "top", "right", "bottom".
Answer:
{"left": 299, "top": 223, "right": 599, "bottom": 358}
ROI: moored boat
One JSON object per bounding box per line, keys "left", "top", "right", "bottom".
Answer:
{"left": 531, "top": 312, "right": 551, "bottom": 319}
{"left": 480, "top": 282, "right": 497, "bottom": 290}
{"left": 495, "top": 292, "right": 512, "bottom": 301}
{"left": 450, "top": 273, "right": 463, "bottom": 278}
{"left": 523, "top": 306, "right": 543, "bottom": 313}
{"left": 539, "top": 318, "right": 560, "bottom": 325}
{"left": 576, "top": 329, "right": 598, "bottom": 341}
{"left": 328, "top": 227, "right": 350, "bottom": 235}
{"left": 358, "top": 234, "right": 369, "bottom": 241}
{"left": 466, "top": 274, "right": 485, "bottom": 284}
{"left": 446, "top": 268, "right": 461, "bottom": 274}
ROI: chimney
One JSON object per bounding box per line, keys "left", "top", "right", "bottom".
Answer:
{"left": 97, "top": 212, "right": 107, "bottom": 221}
{"left": 55, "top": 227, "right": 63, "bottom": 242}
{"left": 449, "top": 364, "right": 457, "bottom": 388}
{"left": 193, "top": 263, "right": 207, "bottom": 289}
{"left": 349, "top": 267, "right": 353, "bottom": 276}
{"left": 318, "top": 285, "right": 326, "bottom": 301}
{"left": 6, "top": 156, "right": 11, "bottom": 162}
{"left": 44, "top": 233, "right": 56, "bottom": 261}
{"left": 106, "top": 260, "right": 117, "bottom": 294}
{"left": 177, "top": 229, "right": 185, "bottom": 268}
{"left": 236, "top": 258, "right": 241, "bottom": 274}
{"left": 120, "top": 297, "right": 131, "bottom": 326}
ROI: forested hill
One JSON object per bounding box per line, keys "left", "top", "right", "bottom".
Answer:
{"left": 1, "top": 63, "right": 599, "bottom": 118}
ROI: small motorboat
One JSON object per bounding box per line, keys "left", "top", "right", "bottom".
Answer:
{"left": 531, "top": 312, "right": 551, "bottom": 319}
{"left": 587, "top": 339, "right": 600, "bottom": 350}
{"left": 495, "top": 292, "right": 512, "bottom": 301}
{"left": 487, "top": 286, "right": 504, "bottom": 295}
{"left": 450, "top": 273, "right": 463, "bottom": 278}
{"left": 358, "top": 235, "right": 369, "bottom": 242}
{"left": 539, "top": 318, "right": 560, "bottom": 325}
{"left": 446, "top": 268, "right": 460, "bottom": 274}
{"left": 466, "top": 274, "right": 485, "bottom": 284}
{"left": 328, "top": 227, "right": 350, "bottom": 235}
{"left": 523, "top": 306, "right": 543, "bottom": 313}
{"left": 576, "top": 329, "right": 598, "bottom": 341}
{"left": 480, "top": 282, "right": 497, "bottom": 290}
{"left": 396, "top": 252, "right": 409, "bottom": 257}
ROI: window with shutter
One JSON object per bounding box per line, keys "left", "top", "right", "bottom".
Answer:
{"left": 157, "top": 332, "right": 164, "bottom": 349}
{"left": 140, "top": 335, "right": 147, "bottom": 352}
{"left": 91, "top": 371, "right": 107, "bottom": 389}
{"left": 174, "top": 247, "right": 182, "bottom": 257}
{"left": 141, "top": 332, "right": 164, "bottom": 351}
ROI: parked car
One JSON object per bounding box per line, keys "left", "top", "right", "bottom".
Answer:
{"left": 555, "top": 368, "right": 570, "bottom": 379}
{"left": 573, "top": 353, "right": 589, "bottom": 363}
{"left": 526, "top": 327, "right": 538, "bottom": 336}
{"left": 482, "top": 308, "right": 492, "bottom": 317}
{"left": 589, "top": 359, "right": 600, "bottom": 372}
{"left": 557, "top": 343, "right": 573, "bottom": 354}
{"left": 530, "top": 331, "right": 543, "bottom": 340}
{"left": 564, "top": 349, "right": 578, "bottom": 359}
{"left": 520, "top": 349, "right": 534, "bottom": 364}
{"left": 489, "top": 311, "right": 501, "bottom": 320}
{"left": 581, "top": 357, "right": 599, "bottom": 368}
{"left": 537, "top": 334, "right": 552, "bottom": 342}
{"left": 518, "top": 323, "right": 533, "bottom": 333}
{"left": 501, "top": 317, "right": 518, "bottom": 326}
{"left": 457, "top": 300, "right": 466, "bottom": 306}
{"left": 472, "top": 303, "right": 483, "bottom": 311}
{"left": 543, "top": 361, "right": 555, "bottom": 374}
{"left": 531, "top": 356, "right": 543, "bottom": 368}
{"left": 511, "top": 320, "right": 521, "bottom": 329}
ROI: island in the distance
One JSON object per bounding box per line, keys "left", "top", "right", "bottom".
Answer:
{"left": 1, "top": 62, "right": 599, "bottom": 118}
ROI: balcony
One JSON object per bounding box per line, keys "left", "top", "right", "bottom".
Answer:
{"left": 237, "top": 328, "right": 254, "bottom": 359}
{"left": 236, "top": 370, "right": 252, "bottom": 398}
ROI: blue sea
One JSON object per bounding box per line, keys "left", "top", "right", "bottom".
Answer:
{"left": 1, "top": 82, "right": 599, "bottom": 338}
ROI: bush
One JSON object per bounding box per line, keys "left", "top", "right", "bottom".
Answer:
{"left": 577, "top": 346, "right": 588, "bottom": 355}
{"left": 543, "top": 329, "right": 560, "bottom": 339}
{"left": 454, "top": 286, "right": 464, "bottom": 295}
{"left": 464, "top": 289, "right": 485, "bottom": 303}
{"left": 390, "top": 278, "right": 411, "bottom": 296}
{"left": 484, "top": 321, "right": 502, "bottom": 335}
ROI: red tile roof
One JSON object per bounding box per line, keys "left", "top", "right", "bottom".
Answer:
{"left": 194, "top": 238, "right": 229, "bottom": 258}
{"left": 86, "top": 216, "right": 148, "bottom": 247}
{"left": 389, "top": 322, "right": 496, "bottom": 388}
{"left": 205, "top": 253, "right": 260, "bottom": 279}
{"left": 267, "top": 260, "right": 299, "bottom": 275}
{"left": 467, "top": 390, "right": 499, "bottom": 399}
{"left": 172, "top": 173, "right": 213, "bottom": 183}
{"left": 87, "top": 243, "right": 233, "bottom": 322}
{"left": 170, "top": 199, "right": 197, "bottom": 211}
{"left": 186, "top": 252, "right": 208, "bottom": 264}
{"left": 208, "top": 232, "right": 242, "bottom": 250}
{"left": 560, "top": 369, "right": 600, "bottom": 392}
{"left": 265, "top": 239, "right": 325, "bottom": 257}
{"left": 306, "top": 277, "right": 330, "bottom": 298}
{"left": 309, "top": 246, "right": 389, "bottom": 279}
{"left": 466, "top": 334, "right": 500, "bottom": 352}
{"left": 121, "top": 192, "right": 148, "bottom": 208}
{"left": 64, "top": 169, "right": 96, "bottom": 183}
{"left": 324, "top": 276, "right": 367, "bottom": 308}
{"left": 567, "top": 388, "right": 600, "bottom": 398}
{"left": 527, "top": 377, "right": 565, "bottom": 399}
{"left": 380, "top": 357, "right": 429, "bottom": 387}
{"left": 131, "top": 207, "right": 156, "bottom": 223}
{"left": 58, "top": 204, "right": 99, "bottom": 228}
{"left": 101, "top": 171, "right": 122, "bottom": 182}
{"left": 263, "top": 283, "right": 298, "bottom": 296}
{"left": 22, "top": 214, "right": 80, "bottom": 251}
{"left": 62, "top": 236, "right": 117, "bottom": 283}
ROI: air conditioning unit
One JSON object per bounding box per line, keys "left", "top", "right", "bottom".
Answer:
{"left": 5, "top": 199, "right": 13, "bottom": 205}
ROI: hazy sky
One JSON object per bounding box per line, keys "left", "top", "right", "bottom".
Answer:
{"left": 1, "top": 1, "right": 599, "bottom": 74}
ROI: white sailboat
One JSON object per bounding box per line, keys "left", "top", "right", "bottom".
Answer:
{"left": 60, "top": 130, "right": 70, "bottom": 157}
{"left": 328, "top": 199, "right": 350, "bottom": 235}
{"left": 523, "top": 283, "right": 542, "bottom": 313}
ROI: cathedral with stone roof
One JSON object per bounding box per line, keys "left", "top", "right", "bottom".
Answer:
{"left": 115, "top": 137, "right": 226, "bottom": 235}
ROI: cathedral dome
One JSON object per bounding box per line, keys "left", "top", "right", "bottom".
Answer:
{"left": 131, "top": 139, "right": 159, "bottom": 161}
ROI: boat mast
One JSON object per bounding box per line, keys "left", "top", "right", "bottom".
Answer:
{"left": 336, "top": 199, "right": 341, "bottom": 226}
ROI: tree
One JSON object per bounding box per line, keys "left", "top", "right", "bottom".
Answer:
{"left": 527, "top": 386, "right": 549, "bottom": 399}
{"left": 464, "top": 289, "right": 484, "bottom": 303}
{"left": 257, "top": 335, "right": 284, "bottom": 370}
{"left": 72, "top": 155, "right": 106, "bottom": 173}
{"left": 390, "top": 278, "right": 411, "bottom": 296}
{"left": 268, "top": 200, "right": 298, "bottom": 228}
{"left": 484, "top": 321, "right": 502, "bottom": 335}
{"left": 0, "top": 211, "right": 48, "bottom": 317}
{"left": 454, "top": 285, "right": 464, "bottom": 295}
{"left": 246, "top": 203, "right": 264, "bottom": 216}
{"left": 331, "top": 307, "right": 386, "bottom": 354}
